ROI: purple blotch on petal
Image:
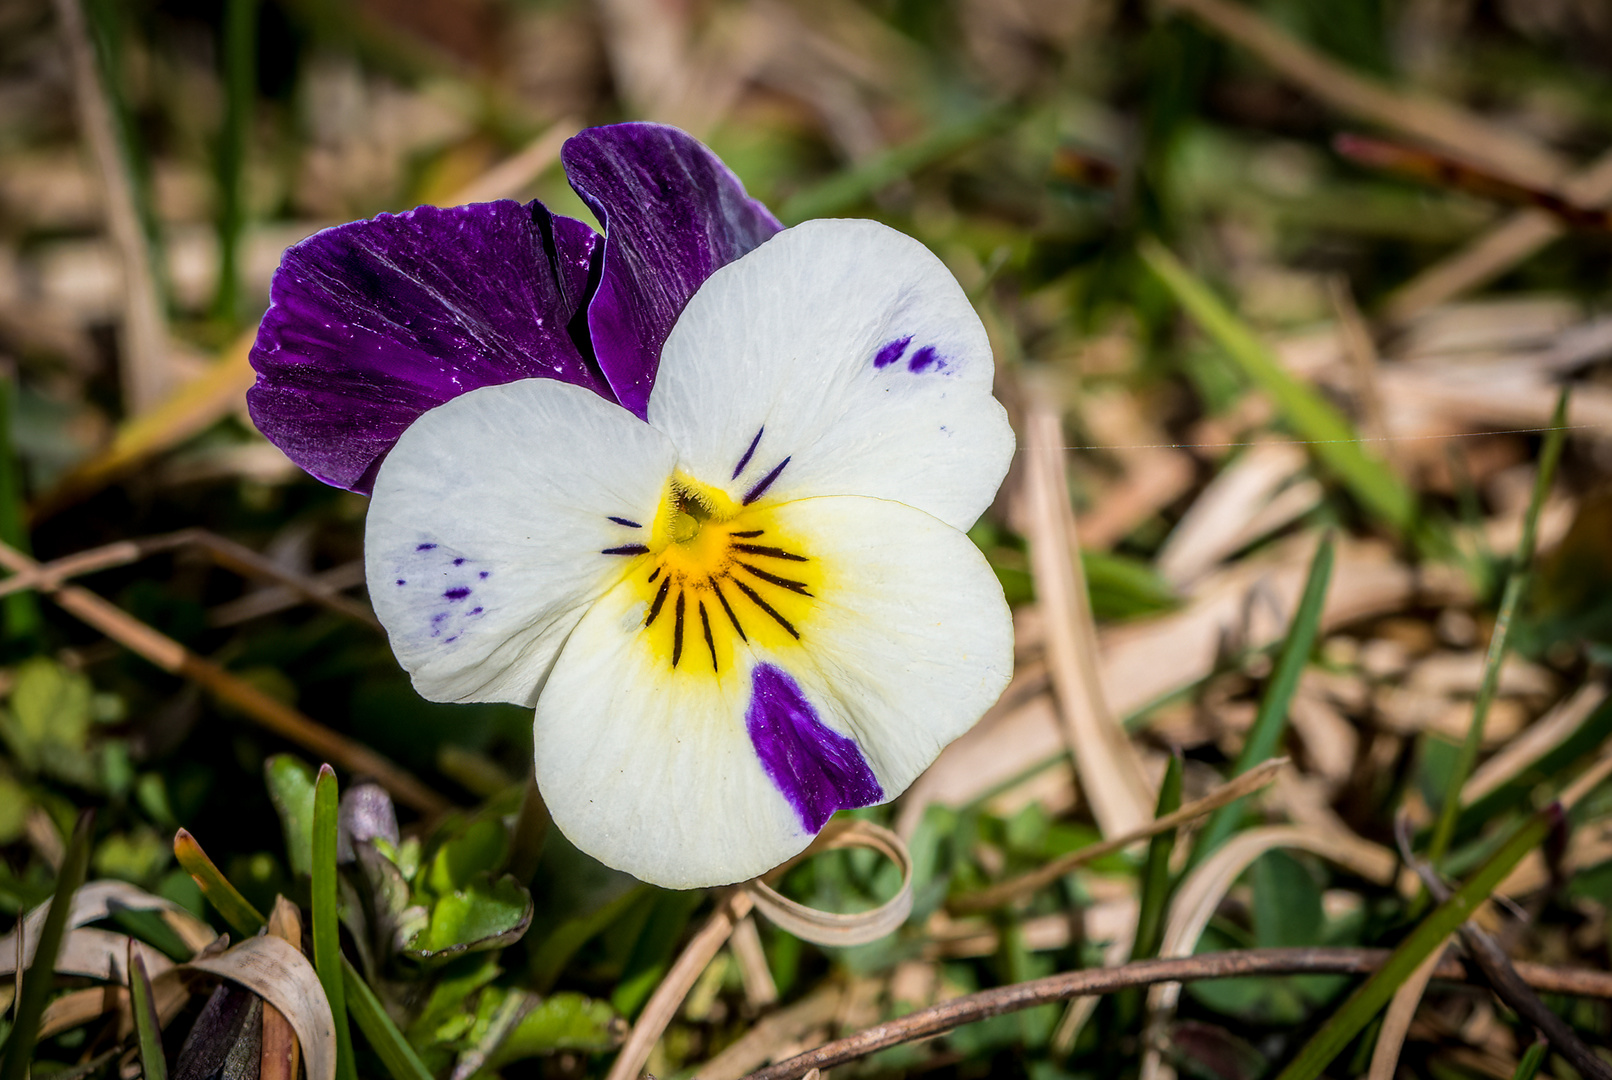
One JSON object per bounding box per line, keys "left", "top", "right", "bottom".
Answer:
{"left": 873, "top": 336, "right": 911, "bottom": 369}
{"left": 247, "top": 200, "right": 610, "bottom": 494}
{"left": 746, "top": 663, "right": 882, "bottom": 832}
{"left": 742, "top": 456, "right": 791, "bottom": 505}
{"left": 732, "top": 426, "right": 764, "bottom": 479}
{"left": 562, "top": 124, "right": 782, "bottom": 418}
{"left": 444, "top": 587, "right": 471, "bottom": 601}
{"left": 907, "top": 345, "right": 942, "bottom": 373}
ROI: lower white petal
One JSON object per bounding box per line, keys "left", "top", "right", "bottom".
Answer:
{"left": 366, "top": 379, "right": 677, "bottom": 706}
{"left": 532, "top": 494, "right": 1012, "bottom": 888}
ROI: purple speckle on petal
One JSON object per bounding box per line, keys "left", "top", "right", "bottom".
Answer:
{"left": 395, "top": 579, "right": 406, "bottom": 586}
{"left": 907, "top": 345, "right": 942, "bottom": 373}
{"left": 745, "top": 663, "right": 882, "bottom": 832}
{"left": 453, "top": 557, "right": 466, "bottom": 566}
{"left": 469, "top": 606, "right": 483, "bottom": 615}
{"left": 416, "top": 543, "right": 437, "bottom": 551}
{"left": 444, "top": 587, "right": 471, "bottom": 601}
{"left": 479, "top": 571, "right": 490, "bottom": 579}
{"left": 873, "top": 336, "right": 911, "bottom": 369}
{"left": 609, "top": 516, "right": 642, "bottom": 528}
{"left": 444, "top": 636, "right": 458, "bottom": 643}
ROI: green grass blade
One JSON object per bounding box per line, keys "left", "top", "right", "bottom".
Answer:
{"left": 1, "top": 810, "right": 93, "bottom": 1080}
{"left": 314, "top": 764, "right": 358, "bottom": 1080}
{"left": 1512, "top": 1039, "right": 1548, "bottom": 1080}
{"left": 1427, "top": 387, "right": 1571, "bottom": 865}
{"left": 780, "top": 105, "right": 1017, "bottom": 224}
{"left": 1194, "top": 533, "right": 1335, "bottom": 860}
{"left": 173, "top": 827, "right": 265, "bottom": 937}
{"left": 343, "top": 956, "right": 432, "bottom": 1080}
{"left": 1133, "top": 752, "right": 1183, "bottom": 962}
{"left": 1274, "top": 806, "right": 1556, "bottom": 1080}
{"left": 1115, "top": 753, "right": 1184, "bottom": 1033}
{"left": 128, "top": 940, "right": 168, "bottom": 1080}
{"left": 1138, "top": 239, "right": 1420, "bottom": 540}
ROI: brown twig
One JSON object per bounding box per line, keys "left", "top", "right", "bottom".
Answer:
{"left": 948, "top": 758, "right": 1287, "bottom": 914}
{"left": 741, "top": 948, "right": 1612, "bottom": 1080}
{"left": 1161, "top": 0, "right": 1568, "bottom": 186}
{"left": 1397, "top": 815, "right": 1612, "bottom": 1080}
{"left": 0, "top": 539, "right": 448, "bottom": 816}
{"left": 607, "top": 889, "right": 754, "bottom": 1080}
{"left": 1383, "top": 148, "right": 1612, "bottom": 325}
{"left": 0, "top": 530, "right": 378, "bottom": 630}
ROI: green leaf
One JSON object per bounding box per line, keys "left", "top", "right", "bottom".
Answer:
{"left": 1138, "top": 240, "right": 1421, "bottom": 541}
{"left": 611, "top": 888, "right": 705, "bottom": 1018}
{"left": 0, "top": 775, "right": 30, "bottom": 845}
{"left": 423, "top": 817, "right": 509, "bottom": 895}
{"left": 265, "top": 755, "right": 318, "bottom": 879}
{"left": 1275, "top": 807, "right": 1557, "bottom": 1080}
{"left": 313, "top": 765, "right": 358, "bottom": 1080}
{"left": 92, "top": 826, "right": 171, "bottom": 885}
{"left": 1, "top": 810, "right": 92, "bottom": 1080}
{"left": 1195, "top": 534, "right": 1334, "bottom": 861}
{"left": 404, "top": 872, "right": 533, "bottom": 961}
{"left": 1084, "top": 550, "right": 1179, "bottom": 621}
{"left": 354, "top": 842, "right": 426, "bottom": 962}
{"left": 492, "top": 992, "right": 623, "bottom": 1065}
{"left": 407, "top": 954, "right": 502, "bottom": 1052}
{"left": 342, "top": 956, "right": 432, "bottom": 1080}
{"left": 527, "top": 884, "right": 648, "bottom": 994}
{"left": 4, "top": 658, "right": 94, "bottom": 767}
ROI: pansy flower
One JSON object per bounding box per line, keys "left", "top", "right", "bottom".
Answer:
{"left": 249, "top": 123, "right": 1014, "bottom": 889}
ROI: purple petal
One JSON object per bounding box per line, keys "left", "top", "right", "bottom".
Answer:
{"left": 746, "top": 663, "right": 882, "bottom": 832}
{"left": 562, "top": 123, "right": 782, "bottom": 418}
{"left": 247, "top": 200, "right": 610, "bottom": 494}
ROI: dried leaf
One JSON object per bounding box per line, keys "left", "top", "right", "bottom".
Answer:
{"left": 1023, "top": 404, "right": 1154, "bottom": 836}
{"left": 186, "top": 936, "right": 336, "bottom": 1080}
{"left": 262, "top": 897, "right": 304, "bottom": 1080}
{"left": 747, "top": 820, "right": 913, "bottom": 947}
{"left": 1367, "top": 941, "right": 1451, "bottom": 1080}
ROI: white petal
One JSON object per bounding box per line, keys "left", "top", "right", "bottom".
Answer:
{"left": 646, "top": 219, "right": 1014, "bottom": 531}
{"left": 366, "top": 379, "right": 676, "bottom": 706}
{"left": 533, "top": 494, "right": 1012, "bottom": 888}
{"left": 760, "top": 496, "right": 1015, "bottom": 794}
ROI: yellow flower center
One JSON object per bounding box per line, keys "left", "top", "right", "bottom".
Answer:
{"left": 628, "top": 474, "right": 820, "bottom": 675}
